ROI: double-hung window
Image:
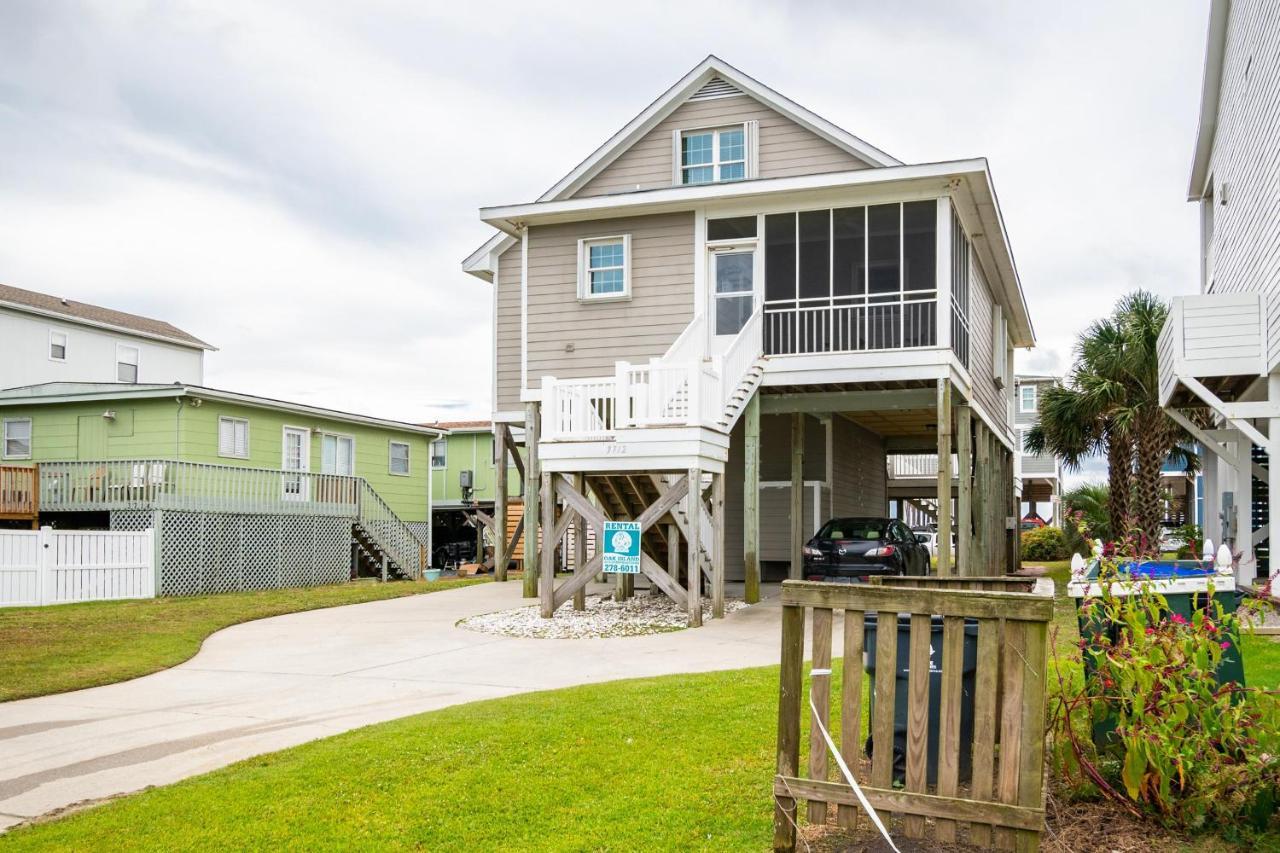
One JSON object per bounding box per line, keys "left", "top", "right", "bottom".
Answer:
{"left": 1019, "top": 384, "right": 1037, "bottom": 413}
{"left": 116, "top": 344, "right": 139, "bottom": 383}
{"left": 578, "top": 236, "right": 630, "bottom": 301}
{"left": 49, "top": 330, "right": 67, "bottom": 361}
{"left": 680, "top": 125, "right": 745, "bottom": 185}
{"left": 430, "top": 438, "right": 447, "bottom": 469}
{"left": 3, "top": 418, "right": 32, "bottom": 460}
{"left": 389, "top": 441, "right": 410, "bottom": 476}
{"left": 218, "top": 417, "right": 250, "bottom": 459}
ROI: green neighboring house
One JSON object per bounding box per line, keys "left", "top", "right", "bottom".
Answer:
{"left": 0, "top": 382, "right": 444, "bottom": 594}
{"left": 424, "top": 420, "right": 521, "bottom": 564}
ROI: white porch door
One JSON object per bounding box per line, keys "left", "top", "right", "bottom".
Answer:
{"left": 282, "top": 427, "right": 310, "bottom": 502}
{"left": 708, "top": 246, "right": 756, "bottom": 355}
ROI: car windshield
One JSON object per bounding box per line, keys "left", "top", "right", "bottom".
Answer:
{"left": 817, "top": 520, "right": 886, "bottom": 541}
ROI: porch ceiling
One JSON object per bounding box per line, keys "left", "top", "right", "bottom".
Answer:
{"left": 759, "top": 380, "right": 940, "bottom": 439}
{"left": 1164, "top": 374, "right": 1258, "bottom": 409}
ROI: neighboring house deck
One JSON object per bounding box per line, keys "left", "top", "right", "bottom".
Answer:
{"left": 464, "top": 56, "right": 1034, "bottom": 622}
{"left": 0, "top": 383, "right": 443, "bottom": 593}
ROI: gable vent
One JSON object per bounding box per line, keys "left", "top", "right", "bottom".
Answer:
{"left": 689, "top": 76, "right": 741, "bottom": 101}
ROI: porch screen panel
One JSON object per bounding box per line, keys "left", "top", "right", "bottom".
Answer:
{"left": 950, "top": 210, "right": 971, "bottom": 368}
{"left": 798, "top": 210, "right": 831, "bottom": 353}
{"left": 765, "top": 213, "right": 797, "bottom": 354}
{"left": 833, "top": 206, "right": 866, "bottom": 352}
{"left": 867, "top": 203, "right": 901, "bottom": 349}
{"left": 903, "top": 200, "right": 937, "bottom": 347}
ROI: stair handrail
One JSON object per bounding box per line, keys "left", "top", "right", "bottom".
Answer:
{"left": 355, "top": 478, "right": 428, "bottom": 579}
{"left": 718, "top": 305, "right": 765, "bottom": 416}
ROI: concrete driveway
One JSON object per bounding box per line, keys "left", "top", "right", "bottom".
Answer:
{"left": 0, "top": 581, "right": 783, "bottom": 831}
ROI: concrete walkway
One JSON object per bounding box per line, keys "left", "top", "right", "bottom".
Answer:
{"left": 0, "top": 581, "right": 783, "bottom": 831}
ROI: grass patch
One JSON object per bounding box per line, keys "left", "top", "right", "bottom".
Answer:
{"left": 0, "top": 578, "right": 484, "bottom": 702}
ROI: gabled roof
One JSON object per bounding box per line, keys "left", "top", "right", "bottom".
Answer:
{"left": 0, "top": 283, "right": 215, "bottom": 350}
{"left": 462, "top": 54, "right": 901, "bottom": 281}
{"left": 0, "top": 383, "right": 444, "bottom": 436}
{"left": 424, "top": 419, "right": 492, "bottom": 433}
{"left": 1188, "top": 0, "right": 1231, "bottom": 200}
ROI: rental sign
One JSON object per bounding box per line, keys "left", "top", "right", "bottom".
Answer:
{"left": 602, "top": 520, "right": 641, "bottom": 574}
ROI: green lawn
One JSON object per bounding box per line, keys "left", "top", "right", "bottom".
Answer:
{"left": 0, "top": 578, "right": 483, "bottom": 702}
{"left": 3, "top": 569, "right": 1276, "bottom": 851}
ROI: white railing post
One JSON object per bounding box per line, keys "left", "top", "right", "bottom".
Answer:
{"left": 687, "top": 360, "right": 702, "bottom": 427}
{"left": 145, "top": 526, "right": 158, "bottom": 599}
{"left": 615, "top": 362, "right": 632, "bottom": 428}
{"left": 38, "top": 525, "right": 52, "bottom": 606}
{"left": 541, "top": 376, "right": 557, "bottom": 439}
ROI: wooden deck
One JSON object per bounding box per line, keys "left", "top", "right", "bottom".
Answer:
{"left": 0, "top": 465, "right": 38, "bottom": 527}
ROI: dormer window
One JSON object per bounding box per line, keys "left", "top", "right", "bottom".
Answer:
{"left": 680, "top": 126, "right": 745, "bottom": 185}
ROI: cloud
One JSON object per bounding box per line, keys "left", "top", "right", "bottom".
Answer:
{"left": 0, "top": 0, "right": 1211, "bottom": 425}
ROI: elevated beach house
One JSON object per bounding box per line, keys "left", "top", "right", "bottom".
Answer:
{"left": 463, "top": 56, "right": 1033, "bottom": 623}
{"left": 1157, "top": 0, "right": 1280, "bottom": 586}
{"left": 0, "top": 383, "right": 441, "bottom": 593}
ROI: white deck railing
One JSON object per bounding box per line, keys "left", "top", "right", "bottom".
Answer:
{"left": 541, "top": 308, "right": 764, "bottom": 441}
{"left": 886, "top": 454, "right": 960, "bottom": 480}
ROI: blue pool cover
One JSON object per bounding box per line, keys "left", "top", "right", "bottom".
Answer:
{"left": 1088, "top": 559, "right": 1215, "bottom": 580}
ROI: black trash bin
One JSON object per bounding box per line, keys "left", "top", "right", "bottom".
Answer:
{"left": 863, "top": 613, "right": 978, "bottom": 785}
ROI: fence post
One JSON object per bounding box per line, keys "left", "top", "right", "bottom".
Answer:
{"left": 38, "top": 525, "right": 53, "bottom": 606}
{"left": 144, "top": 526, "right": 158, "bottom": 599}
{"left": 773, "top": 600, "right": 804, "bottom": 851}
{"left": 152, "top": 509, "right": 164, "bottom": 597}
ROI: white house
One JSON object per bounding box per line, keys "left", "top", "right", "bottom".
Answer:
{"left": 1156, "top": 0, "right": 1280, "bottom": 587}
{"left": 0, "top": 283, "right": 213, "bottom": 390}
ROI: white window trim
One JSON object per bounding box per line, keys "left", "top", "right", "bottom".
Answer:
{"left": 3, "top": 417, "right": 33, "bottom": 460}
{"left": 389, "top": 440, "right": 411, "bottom": 477}
{"left": 673, "top": 122, "right": 756, "bottom": 186}
{"left": 576, "top": 235, "right": 632, "bottom": 302}
{"left": 217, "top": 416, "right": 250, "bottom": 459}
{"left": 319, "top": 432, "right": 356, "bottom": 476}
{"left": 48, "top": 329, "right": 68, "bottom": 363}
{"left": 430, "top": 438, "right": 448, "bottom": 469}
{"left": 116, "top": 343, "right": 140, "bottom": 383}
{"left": 1018, "top": 384, "right": 1037, "bottom": 413}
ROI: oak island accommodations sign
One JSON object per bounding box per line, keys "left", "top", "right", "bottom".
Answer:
{"left": 602, "top": 520, "right": 641, "bottom": 574}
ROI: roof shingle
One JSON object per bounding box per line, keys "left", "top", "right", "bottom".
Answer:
{"left": 0, "top": 282, "right": 214, "bottom": 349}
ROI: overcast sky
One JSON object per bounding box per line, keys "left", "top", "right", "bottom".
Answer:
{"left": 1, "top": 1, "right": 1209, "bottom": 462}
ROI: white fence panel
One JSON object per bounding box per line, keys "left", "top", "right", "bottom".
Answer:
{"left": 0, "top": 531, "right": 41, "bottom": 607}
{"left": 0, "top": 527, "right": 156, "bottom": 607}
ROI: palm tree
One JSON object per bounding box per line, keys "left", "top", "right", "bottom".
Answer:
{"left": 1061, "top": 482, "right": 1111, "bottom": 543}
{"left": 1026, "top": 291, "right": 1195, "bottom": 551}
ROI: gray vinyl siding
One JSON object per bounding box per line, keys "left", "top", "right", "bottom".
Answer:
{"left": 525, "top": 212, "right": 695, "bottom": 387}
{"left": 1202, "top": 0, "right": 1280, "bottom": 370}
{"left": 967, "top": 256, "right": 1014, "bottom": 446}
{"left": 495, "top": 240, "right": 523, "bottom": 412}
{"left": 574, "top": 94, "right": 871, "bottom": 198}
{"left": 723, "top": 411, "right": 884, "bottom": 580}
{"left": 1014, "top": 379, "right": 1058, "bottom": 478}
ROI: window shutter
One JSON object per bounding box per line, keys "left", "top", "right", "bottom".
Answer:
{"left": 234, "top": 422, "right": 247, "bottom": 457}
{"left": 218, "top": 420, "right": 233, "bottom": 456}
{"left": 671, "top": 129, "right": 682, "bottom": 185}
{"left": 745, "top": 120, "right": 759, "bottom": 179}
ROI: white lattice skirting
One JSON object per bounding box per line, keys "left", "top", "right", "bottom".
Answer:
{"left": 110, "top": 510, "right": 350, "bottom": 596}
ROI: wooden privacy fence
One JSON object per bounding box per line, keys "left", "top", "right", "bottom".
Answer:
{"left": 0, "top": 527, "right": 157, "bottom": 607}
{"left": 774, "top": 577, "right": 1054, "bottom": 852}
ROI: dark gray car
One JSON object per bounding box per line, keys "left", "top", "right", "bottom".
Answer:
{"left": 802, "top": 517, "right": 930, "bottom": 580}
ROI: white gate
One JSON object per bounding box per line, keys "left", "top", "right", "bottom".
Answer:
{"left": 0, "top": 527, "right": 157, "bottom": 607}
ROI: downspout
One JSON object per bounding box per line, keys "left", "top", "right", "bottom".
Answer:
{"left": 426, "top": 433, "right": 433, "bottom": 564}
{"left": 174, "top": 396, "right": 184, "bottom": 457}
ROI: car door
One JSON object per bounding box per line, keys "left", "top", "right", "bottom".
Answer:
{"left": 894, "top": 522, "right": 922, "bottom": 574}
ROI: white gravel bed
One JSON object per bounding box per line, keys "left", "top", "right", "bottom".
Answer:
{"left": 458, "top": 593, "right": 750, "bottom": 639}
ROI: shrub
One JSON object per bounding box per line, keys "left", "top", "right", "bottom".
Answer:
{"left": 1052, "top": 560, "right": 1280, "bottom": 833}
{"left": 1020, "top": 525, "right": 1070, "bottom": 561}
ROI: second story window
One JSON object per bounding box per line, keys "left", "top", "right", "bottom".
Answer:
{"left": 3, "top": 418, "right": 32, "bottom": 460}
{"left": 680, "top": 126, "right": 745, "bottom": 185}
{"left": 49, "top": 331, "right": 67, "bottom": 361}
{"left": 431, "top": 438, "right": 447, "bottom": 469}
{"left": 116, "top": 344, "right": 139, "bottom": 383}
{"left": 1019, "top": 384, "right": 1037, "bottom": 413}
{"left": 578, "top": 236, "right": 630, "bottom": 301}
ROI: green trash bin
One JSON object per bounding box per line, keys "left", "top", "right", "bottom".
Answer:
{"left": 863, "top": 613, "right": 978, "bottom": 785}
{"left": 1069, "top": 558, "right": 1245, "bottom": 748}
